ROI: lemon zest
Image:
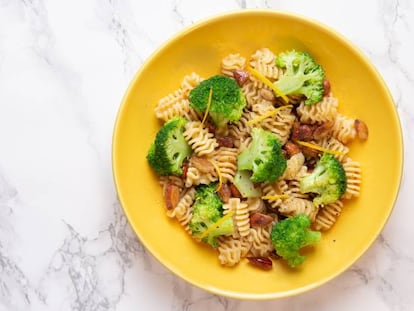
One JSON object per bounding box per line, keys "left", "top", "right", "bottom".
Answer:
{"left": 208, "top": 159, "right": 223, "bottom": 192}
{"left": 201, "top": 87, "right": 213, "bottom": 125}
{"left": 261, "top": 194, "right": 289, "bottom": 200}
{"left": 246, "top": 65, "right": 289, "bottom": 103}
{"left": 247, "top": 105, "right": 293, "bottom": 126}
{"left": 198, "top": 209, "right": 235, "bottom": 240}
{"left": 295, "top": 140, "right": 346, "bottom": 157}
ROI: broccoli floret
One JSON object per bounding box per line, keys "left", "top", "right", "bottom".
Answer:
{"left": 146, "top": 117, "right": 192, "bottom": 176}
{"left": 271, "top": 214, "right": 321, "bottom": 268}
{"left": 189, "top": 183, "right": 234, "bottom": 247}
{"left": 237, "top": 127, "right": 287, "bottom": 183}
{"left": 300, "top": 153, "right": 347, "bottom": 206}
{"left": 189, "top": 75, "right": 247, "bottom": 128}
{"left": 274, "top": 50, "right": 325, "bottom": 105}
{"left": 233, "top": 170, "right": 261, "bottom": 198}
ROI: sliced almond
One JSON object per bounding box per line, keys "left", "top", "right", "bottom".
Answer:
{"left": 291, "top": 122, "right": 314, "bottom": 141}
{"left": 246, "top": 256, "right": 273, "bottom": 270}
{"left": 250, "top": 212, "right": 274, "bottom": 227}
{"left": 259, "top": 88, "right": 276, "bottom": 102}
{"left": 217, "top": 183, "right": 231, "bottom": 203}
{"left": 189, "top": 157, "right": 215, "bottom": 174}
{"left": 229, "top": 183, "right": 243, "bottom": 198}
{"left": 354, "top": 119, "right": 369, "bottom": 140}
{"left": 164, "top": 183, "right": 180, "bottom": 210}
{"left": 323, "top": 79, "right": 331, "bottom": 96}
{"left": 313, "top": 120, "right": 334, "bottom": 140}
{"left": 284, "top": 141, "right": 301, "bottom": 157}
{"left": 233, "top": 70, "right": 250, "bottom": 86}
{"left": 217, "top": 136, "right": 234, "bottom": 148}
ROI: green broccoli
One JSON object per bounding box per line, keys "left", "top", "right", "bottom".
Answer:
{"left": 146, "top": 117, "right": 192, "bottom": 176}
{"left": 271, "top": 214, "right": 321, "bottom": 268}
{"left": 274, "top": 50, "right": 325, "bottom": 105}
{"left": 237, "top": 127, "right": 287, "bottom": 183}
{"left": 189, "top": 75, "right": 247, "bottom": 128}
{"left": 300, "top": 153, "right": 347, "bottom": 206}
{"left": 189, "top": 183, "right": 234, "bottom": 247}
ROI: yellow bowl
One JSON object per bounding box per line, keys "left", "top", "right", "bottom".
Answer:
{"left": 112, "top": 10, "right": 403, "bottom": 299}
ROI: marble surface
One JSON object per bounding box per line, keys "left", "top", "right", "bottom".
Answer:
{"left": 0, "top": 0, "right": 413, "bottom": 310}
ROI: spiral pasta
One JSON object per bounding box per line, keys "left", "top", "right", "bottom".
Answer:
{"left": 221, "top": 53, "right": 247, "bottom": 77}
{"left": 246, "top": 197, "right": 266, "bottom": 213}
{"left": 180, "top": 72, "right": 204, "bottom": 97}
{"left": 279, "top": 198, "right": 319, "bottom": 222}
{"left": 159, "top": 175, "right": 185, "bottom": 191}
{"left": 342, "top": 157, "right": 362, "bottom": 199}
{"left": 234, "top": 198, "right": 251, "bottom": 237}
{"left": 241, "top": 79, "right": 264, "bottom": 108}
{"left": 261, "top": 179, "right": 289, "bottom": 209}
{"left": 259, "top": 106, "right": 296, "bottom": 145}
{"left": 318, "top": 137, "right": 349, "bottom": 162}
{"left": 313, "top": 200, "right": 344, "bottom": 231}
{"left": 155, "top": 89, "right": 187, "bottom": 122}
{"left": 286, "top": 179, "right": 309, "bottom": 200}
{"left": 210, "top": 147, "right": 238, "bottom": 183}
{"left": 184, "top": 166, "right": 217, "bottom": 188}
{"left": 166, "top": 187, "right": 196, "bottom": 219}
{"left": 331, "top": 114, "right": 357, "bottom": 144}
{"left": 217, "top": 235, "right": 252, "bottom": 266}
{"left": 250, "top": 48, "right": 281, "bottom": 80}
{"left": 228, "top": 110, "right": 254, "bottom": 147}
{"left": 249, "top": 224, "right": 274, "bottom": 257}
{"left": 183, "top": 121, "right": 218, "bottom": 156}
{"left": 297, "top": 93, "right": 338, "bottom": 124}
{"left": 167, "top": 188, "right": 196, "bottom": 234}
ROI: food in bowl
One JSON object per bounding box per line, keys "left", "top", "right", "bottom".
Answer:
{"left": 113, "top": 10, "right": 402, "bottom": 299}
{"left": 146, "top": 47, "right": 368, "bottom": 270}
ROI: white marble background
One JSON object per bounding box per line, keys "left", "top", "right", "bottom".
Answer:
{"left": 0, "top": 0, "right": 413, "bottom": 310}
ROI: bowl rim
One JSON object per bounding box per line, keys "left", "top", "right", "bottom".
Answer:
{"left": 112, "top": 9, "right": 404, "bottom": 300}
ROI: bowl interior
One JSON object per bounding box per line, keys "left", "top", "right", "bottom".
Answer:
{"left": 112, "top": 10, "right": 403, "bottom": 299}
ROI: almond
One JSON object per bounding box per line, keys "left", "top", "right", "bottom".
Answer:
{"left": 246, "top": 257, "right": 273, "bottom": 270}
{"left": 250, "top": 212, "right": 274, "bottom": 227}
{"left": 354, "top": 119, "right": 369, "bottom": 140}
{"left": 164, "top": 183, "right": 180, "bottom": 210}
{"left": 233, "top": 70, "right": 250, "bottom": 86}
{"left": 189, "top": 157, "right": 215, "bottom": 174}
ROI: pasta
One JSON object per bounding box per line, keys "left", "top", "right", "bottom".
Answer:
{"left": 261, "top": 179, "right": 289, "bottom": 209}
{"left": 218, "top": 235, "right": 252, "bottom": 266}
{"left": 221, "top": 53, "right": 247, "bottom": 77}
{"left": 166, "top": 187, "right": 196, "bottom": 219}
{"left": 249, "top": 224, "right": 274, "bottom": 257}
{"left": 223, "top": 198, "right": 250, "bottom": 237}
{"left": 342, "top": 157, "right": 362, "bottom": 199}
{"left": 147, "top": 47, "right": 367, "bottom": 270}
{"left": 257, "top": 105, "right": 296, "bottom": 144}
{"left": 331, "top": 114, "right": 357, "bottom": 144}
{"left": 183, "top": 121, "right": 218, "bottom": 156}
{"left": 297, "top": 93, "right": 338, "bottom": 124}
{"left": 249, "top": 48, "right": 281, "bottom": 80}
{"left": 313, "top": 200, "right": 344, "bottom": 231}
{"left": 210, "top": 147, "right": 238, "bottom": 183}
{"left": 318, "top": 137, "right": 349, "bottom": 162}
{"left": 278, "top": 197, "right": 319, "bottom": 222}
{"left": 184, "top": 166, "right": 217, "bottom": 188}
{"left": 155, "top": 73, "right": 204, "bottom": 122}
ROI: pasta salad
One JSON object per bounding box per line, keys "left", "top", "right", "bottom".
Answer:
{"left": 146, "top": 47, "right": 368, "bottom": 269}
